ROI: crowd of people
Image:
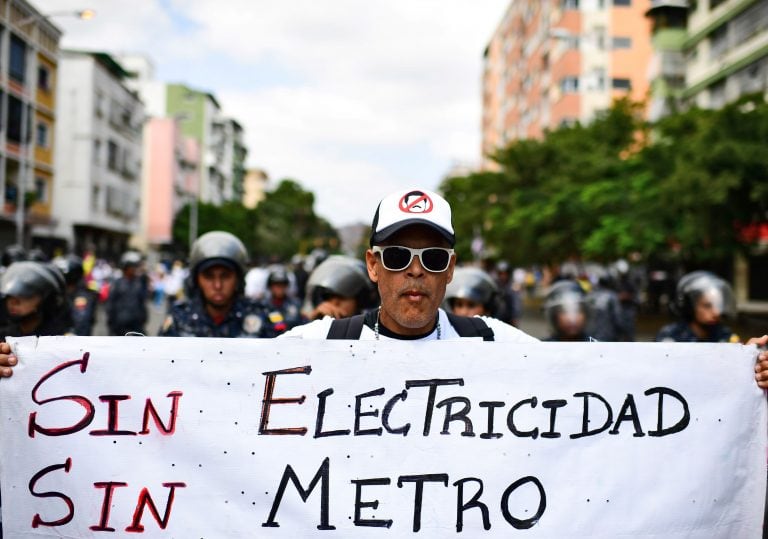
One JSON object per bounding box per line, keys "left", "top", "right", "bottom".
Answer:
{"left": 0, "top": 187, "right": 766, "bottom": 533}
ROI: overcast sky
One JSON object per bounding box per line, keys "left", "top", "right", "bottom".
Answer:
{"left": 37, "top": 0, "right": 509, "bottom": 226}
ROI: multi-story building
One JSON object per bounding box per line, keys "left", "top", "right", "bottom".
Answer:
{"left": 482, "top": 0, "right": 653, "bottom": 165}
{"left": 681, "top": 0, "right": 768, "bottom": 108}
{"left": 242, "top": 168, "right": 268, "bottom": 209}
{"left": 644, "top": 0, "right": 688, "bottom": 120}
{"left": 48, "top": 50, "right": 144, "bottom": 259}
{"left": 0, "top": 0, "right": 61, "bottom": 249}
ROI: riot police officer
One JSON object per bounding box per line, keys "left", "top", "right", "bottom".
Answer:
{"left": 106, "top": 250, "right": 149, "bottom": 336}
{"left": 444, "top": 266, "right": 501, "bottom": 317}
{"left": 656, "top": 271, "right": 739, "bottom": 343}
{"left": 0, "top": 261, "right": 72, "bottom": 338}
{"left": 53, "top": 254, "right": 98, "bottom": 336}
{"left": 544, "top": 280, "right": 591, "bottom": 341}
{"left": 160, "top": 231, "right": 274, "bottom": 338}
{"left": 264, "top": 267, "right": 305, "bottom": 335}
{"left": 304, "top": 255, "right": 378, "bottom": 320}
{"left": 586, "top": 270, "right": 626, "bottom": 341}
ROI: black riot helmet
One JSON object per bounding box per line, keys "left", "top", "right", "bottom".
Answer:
{"left": 189, "top": 231, "right": 249, "bottom": 290}
{"left": 544, "top": 280, "right": 588, "bottom": 335}
{"left": 267, "top": 267, "right": 291, "bottom": 287}
{"left": 673, "top": 271, "right": 735, "bottom": 322}
{"left": 1, "top": 244, "right": 26, "bottom": 267}
{"left": 120, "top": 250, "right": 143, "bottom": 269}
{"left": 444, "top": 267, "right": 501, "bottom": 317}
{"left": 1, "top": 261, "right": 67, "bottom": 310}
{"left": 305, "top": 255, "right": 378, "bottom": 312}
{"left": 53, "top": 255, "right": 85, "bottom": 287}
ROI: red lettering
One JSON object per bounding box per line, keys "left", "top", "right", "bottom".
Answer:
{"left": 29, "top": 353, "right": 95, "bottom": 437}
{"left": 90, "top": 481, "right": 129, "bottom": 531}
{"left": 139, "top": 391, "right": 183, "bottom": 435}
{"left": 125, "top": 482, "right": 187, "bottom": 532}
{"left": 90, "top": 395, "right": 137, "bottom": 436}
{"left": 29, "top": 458, "right": 74, "bottom": 528}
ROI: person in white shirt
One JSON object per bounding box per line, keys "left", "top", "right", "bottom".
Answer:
{"left": 281, "top": 188, "right": 536, "bottom": 343}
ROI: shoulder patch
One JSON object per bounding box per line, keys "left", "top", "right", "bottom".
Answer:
{"left": 243, "top": 314, "right": 263, "bottom": 334}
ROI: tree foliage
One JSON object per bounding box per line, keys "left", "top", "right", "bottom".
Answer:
{"left": 441, "top": 95, "right": 768, "bottom": 268}
{"left": 172, "top": 179, "right": 339, "bottom": 262}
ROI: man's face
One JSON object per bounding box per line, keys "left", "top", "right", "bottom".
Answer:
{"left": 270, "top": 282, "right": 288, "bottom": 300}
{"left": 694, "top": 290, "right": 723, "bottom": 326}
{"left": 366, "top": 225, "right": 455, "bottom": 335}
{"left": 197, "top": 265, "right": 238, "bottom": 308}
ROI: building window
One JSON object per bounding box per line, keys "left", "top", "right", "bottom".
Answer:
{"left": 9, "top": 34, "right": 27, "bottom": 84}
{"left": 612, "top": 36, "right": 632, "bottom": 49}
{"left": 561, "top": 76, "right": 580, "bottom": 92}
{"left": 36, "top": 122, "right": 48, "bottom": 147}
{"left": 7, "top": 96, "right": 23, "bottom": 142}
{"left": 561, "top": 0, "right": 579, "bottom": 9}
{"left": 38, "top": 65, "right": 51, "bottom": 91}
{"left": 107, "top": 140, "right": 119, "bottom": 172}
{"left": 613, "top": 0, "right": 631, "bottom": 5}
{"left": 34, "top": 177, "right": 47, "bottom": 203}
{"left": 93, "top": 139, "right": 102, "bottom": 165}
{"left": 612, "top": 78, "right": 632, "bottom": 90}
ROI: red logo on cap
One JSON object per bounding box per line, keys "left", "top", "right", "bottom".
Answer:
{"left": 399, "top": 191, "right": 433, "bottom": 214}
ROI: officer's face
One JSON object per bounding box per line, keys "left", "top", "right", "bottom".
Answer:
{"left": 450, "top": 298, "right": 485, "bottom": 317}
{"left": 270, "top": 282, "right": 288, "bottom": 300}
{"left": 197, "top": 265, "right": 238, "bottom": 308}
{"left": 694, "top": 290, "right": 722, "bottom": 326}
{"left": 366, "top": 225, "right": 455, "bottom": 336}
{"left": 5, "top": 295, "right": 42, "bottom": 318}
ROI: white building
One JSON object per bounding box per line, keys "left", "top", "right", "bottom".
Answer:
{"left": 47, "top": 50, "right": 144, "bottom": 259}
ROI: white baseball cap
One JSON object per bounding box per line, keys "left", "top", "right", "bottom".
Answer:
{"left": 370, "top": 188, "right": 455, "bottom": 246}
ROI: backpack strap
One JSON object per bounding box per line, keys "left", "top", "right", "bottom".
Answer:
{"left": 446, "top": 313, "right": 495, "bottom": 341}
{"left": 326, "top": 314, "right": 366, "bottom": 339}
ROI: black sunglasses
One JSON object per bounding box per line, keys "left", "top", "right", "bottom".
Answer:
{"left": 372, "top": 246, "right": 454, "bottom": 273}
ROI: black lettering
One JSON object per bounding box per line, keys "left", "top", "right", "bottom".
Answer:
{"left": 405, "top": 379, "right": 464, "bottom": 436}
{"left": 355, "top": 388, "right": 385, "bottom": 436}
{"left": 29, "top": 458, "right": 74, "bottom": 528}
{"left": 259, "top": 366, "right": 311, "bottom": 436}
{"left": 262, "top": 457, "right": 335, "bottom": 530}
{"left": 397, "top": 474, "right": 449, "bottom": 532}
{"left": 454, "top": 477, "right": 491, "bottom": 532}
{"left": 570, "top": 392, "right": 613, "bottom": 439}
{"left": 382, "top": 389, "right": 410, "bottom": 436}
{"left": 479, "top": 401, "right": 505, "bottom": 439}
{"left": 351, "top": 478, "right": 393, "bottom": 528}
{"left": 540, "top": 400, "right": 567, "bottom": 439}
{"left": 436, "top": 397, "right": 475, "bottom": 437}
{"left": 507, "top": 397, "right": 539, "bottom": 439}
{"left": 645, "top": 387, "right": 690, "bottom": 436}
{"left": 314, "top": 388, "right": 351, "bottom": 438}
{"left": 500, "top": 476, "right": 546, "bottom": 530}
{"left": 609, "top": 394, "right": 646, "bottom": 437}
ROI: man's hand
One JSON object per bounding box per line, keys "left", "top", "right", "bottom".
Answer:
{"left": 0, "top": 341, "right": 17, "bottom": 378}
{"left": 750, "top": 335, "right": 768, "bottom": 389}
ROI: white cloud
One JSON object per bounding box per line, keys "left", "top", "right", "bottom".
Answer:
{"left": 36, "top": 0, "right": 509, "bottom": 225}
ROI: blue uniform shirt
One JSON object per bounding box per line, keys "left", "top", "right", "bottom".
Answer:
{"left": 160, "top": 295, "right": 275, "bottom": 338}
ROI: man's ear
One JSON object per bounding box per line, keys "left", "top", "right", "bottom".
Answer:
{"left": 365, "top": 249, "right": 379, "bottom": 283}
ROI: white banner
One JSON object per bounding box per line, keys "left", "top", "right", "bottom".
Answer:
{"left": 0, "top": 336, "right": 765, "bottom": 538}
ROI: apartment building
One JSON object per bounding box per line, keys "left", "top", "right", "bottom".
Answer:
{"left": 0, "top": 0, "right": 61, "bottom": 249}
{"left": 482, "top": 0, "right": 653, "bottom": 165}
{"left": 682, "top": 0, "right": 768, "bottom": 108}
{"left": 48, "top": 50, "right": 144, "bottom": 259}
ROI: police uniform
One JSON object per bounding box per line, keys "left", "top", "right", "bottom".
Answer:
{"left": 655, "top": 322, "right": 739, "bottom": 343}
{"left": 160, "top": 296, "right": 275, "bottom": 338}
{"left": 70, "top": 285, "right": 98, "bottom": 336}
{"left": 264, "top": 295, "right": 306, "bottom": 335}
{"left": 106, "top": 275, "right": 149, "bottom": 335}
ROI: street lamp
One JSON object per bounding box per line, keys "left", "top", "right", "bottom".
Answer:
{"left": 13, "top": 8, "right": 96, "bottom": 248}
{"left": 16, "top": 9, "right": 95, "bottom": 27}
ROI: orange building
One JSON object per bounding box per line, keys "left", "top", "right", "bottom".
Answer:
{"left": 482, "top": 0, "right": 652, "bottom": 167}
{"left": 0, "top": 0, "right": 61, "bottom": 249}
